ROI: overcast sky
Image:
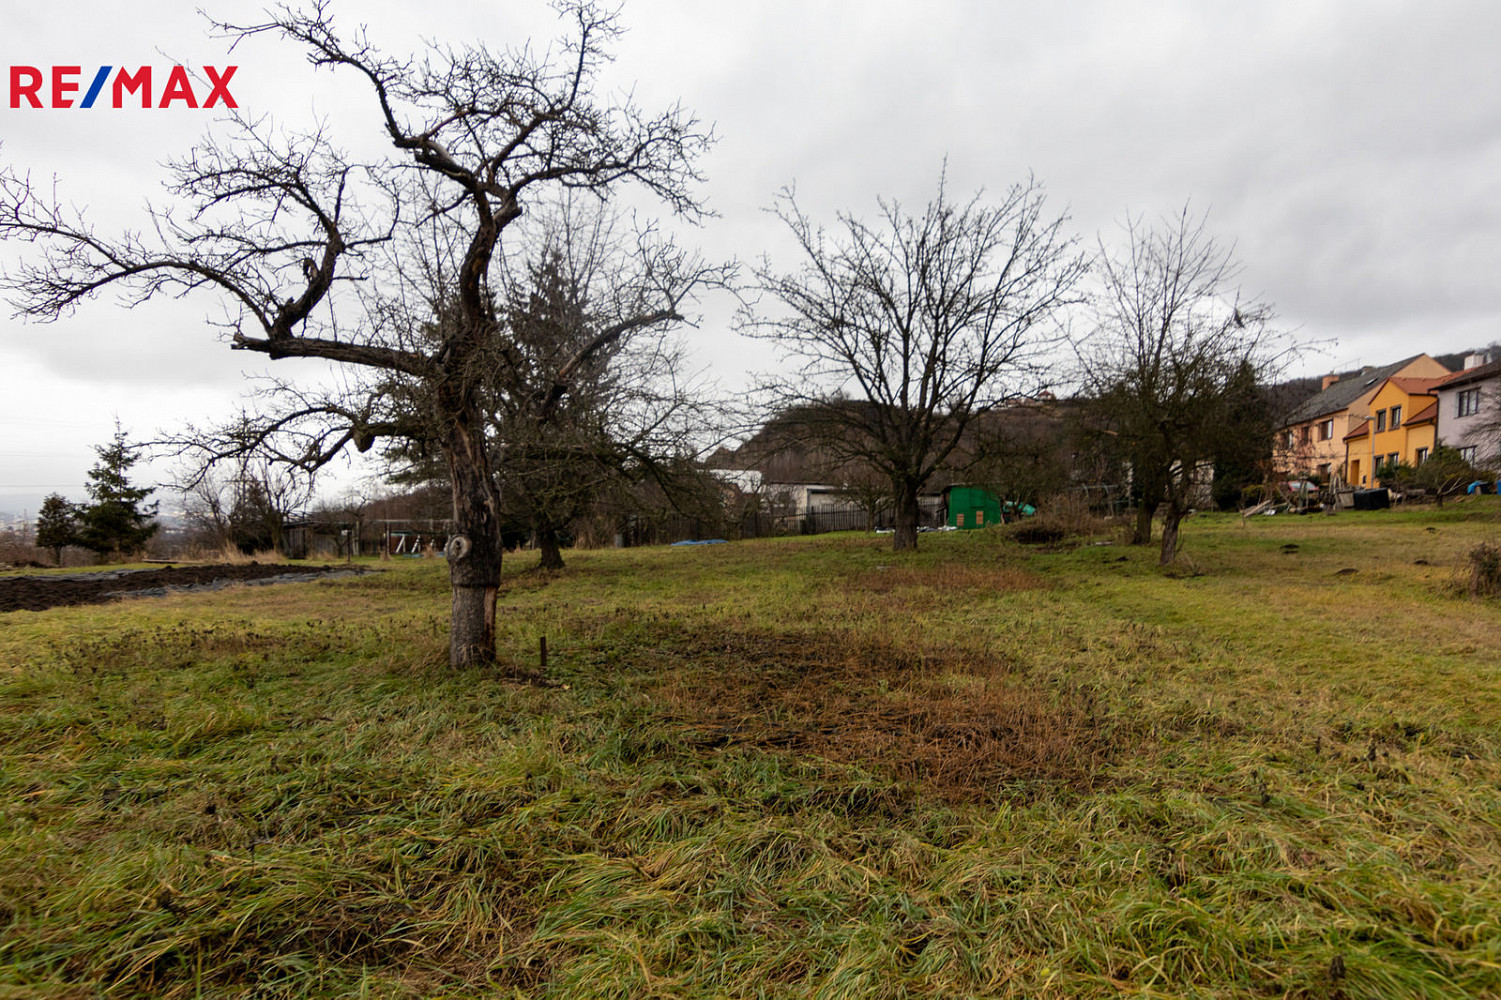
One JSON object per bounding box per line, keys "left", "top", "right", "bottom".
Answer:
{"left": 2, "top": 0, "right": 1498, "bottom": 515}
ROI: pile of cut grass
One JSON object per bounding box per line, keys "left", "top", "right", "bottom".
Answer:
{"left": 1, "top": 502, "right": 1499, "bottom": 997}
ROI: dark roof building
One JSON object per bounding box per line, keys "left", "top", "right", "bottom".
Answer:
{"left": 1282, "top": 356, "right": 1434, "bottom": 425}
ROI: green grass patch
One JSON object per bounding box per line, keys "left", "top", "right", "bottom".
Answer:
{"left": 2, "top": 504, "right": 1501, "bottom": 997}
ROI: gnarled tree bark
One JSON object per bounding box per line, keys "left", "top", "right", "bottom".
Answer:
{"left": 0, "top": 2, "right": 715, "bottom": 667}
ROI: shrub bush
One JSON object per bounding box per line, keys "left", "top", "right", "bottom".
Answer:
{"left": 1466, "top": 541, "right": 1501, "bottom": 598}
{"left": 1006, "top": 493, "right": 1112, "bottom": 544}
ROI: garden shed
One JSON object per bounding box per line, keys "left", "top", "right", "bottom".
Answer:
{"left": 946, "top": 485, "right": 1002, "bottom": 529}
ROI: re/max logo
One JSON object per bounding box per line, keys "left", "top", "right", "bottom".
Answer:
{"left": 8, "top": 66, "right": 237, "bottom": 109}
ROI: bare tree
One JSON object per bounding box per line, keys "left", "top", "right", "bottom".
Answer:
{"left": 830, "top": 463, "right": 892, "bottom": 533}
{"left": 375, "top": 199, "right": 727, "bottom": 569}
{"left": 0, "top": 3, "right": 715, "bottom": 666}
{"left": 1078, "top": 208, "right": 1288, "bottom": 564}
{"left": 741, "top": 173, "right": 1087, "bottom": 550}
{"left": 968, "top": 401, "right": 1077, "bottom": 513}
{"left": 179, "top": 440, "right": 314, "bottom": 554}
{"left": 489, "top": 204, "right": 722, "bottom": 568}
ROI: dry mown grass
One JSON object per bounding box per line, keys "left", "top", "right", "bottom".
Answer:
{"left": 651, "top": 627, "right": 1113, "bottom": 804}
{"left": 845, "top": 562, "right": 1048, "bottom": 599}
{"left": 5, "top": 511, "right": 1501, "bottom": 999}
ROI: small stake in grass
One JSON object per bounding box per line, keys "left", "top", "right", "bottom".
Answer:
{"left": 540, "top": 635, "right": 548, "bottom": 670}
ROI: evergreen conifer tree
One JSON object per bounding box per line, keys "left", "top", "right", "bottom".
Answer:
{"left": 76, "top": 427, "right": 159, "bottom": 560}
{"left": 35, "top": 493, "right": 78, "bottom": 566}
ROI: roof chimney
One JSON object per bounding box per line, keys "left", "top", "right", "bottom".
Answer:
{"left": 1321, "top": 374, "right": 1341, "bottom": 391}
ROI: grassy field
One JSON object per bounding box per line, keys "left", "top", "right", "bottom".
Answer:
{"left": 2, "top": 503, "right": 1499, "bottom": 998}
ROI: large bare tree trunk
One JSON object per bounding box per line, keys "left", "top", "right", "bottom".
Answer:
{"left": 1133, "top": 500, "right": 1157, "bottom": 545}
{"left": 444, "top": 413, "right": 502, "bottom": 668}
{"left": 1158, "top": 501, "right": 1184, "bottom": 565}
{"left": 536, "top": 523, "right": 565, "bottom": 570}
{"left": 892, "top": 483, "right": 920, "bottom": 551}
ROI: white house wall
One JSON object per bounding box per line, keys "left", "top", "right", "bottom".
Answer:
{"left": 1437, "top": 377, "right": 1501, "bottom": 462}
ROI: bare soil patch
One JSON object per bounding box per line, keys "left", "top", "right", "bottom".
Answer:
{"left": 0, "top": 564, "right": 368, "bottom": 613}
{"left": 654, "top": 628, "right": 1114, "bottom": 804}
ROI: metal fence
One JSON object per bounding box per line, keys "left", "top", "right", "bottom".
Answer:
{"left": 283, "top": 519, "right": 454, "bottom": 560}
{"left": 283, "top": 505, "right": 953, "bottom": 557}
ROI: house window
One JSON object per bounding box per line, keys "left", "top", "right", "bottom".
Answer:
{"left": 1317, "top": 462, "right": 1331, "bottom": 479}
{"left": 1318, "top": 419, "right": 1334, "bottom": 441}
{"left": 1388, "top": 452, "right": 1400, "bottom": 468}
{"left": 1282, "top": 430, "right": 1295, "bottom": 450}
{"left": 1300, "top": 425, "right": 1311, "bottom": 445}
{"left": 1375, "top": 409, "right": 1387, "bottom": 432}
{"left": 1390, "top": 405, "right": 1402, "bottom": 429}
{"left": 1458, "top": 388, "right": 1481, "bottom": 417}
{"left": 1461, "top": 445, "right": 1478, "bottom": 464}
{"left": 1415, "top": 447, "right": 1428, "bottom": 465}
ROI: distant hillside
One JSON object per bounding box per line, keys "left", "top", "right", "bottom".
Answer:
{"left": 1264, "top": 377, "right": 1325, "bottom": 421}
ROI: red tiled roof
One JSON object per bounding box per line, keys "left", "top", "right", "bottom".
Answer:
{"left": 1406, "top": 401, "right": 1438, "bottom": 426}
{"left": 1386, "top": 376, "right": 1447, "bottom": 395}
{"left": 1344, "top": 419, "right": 1370, "bottom": 441}
{"left": 1438, "top": 357, "right": 1501, "bottom": 390}
{"left": 1279, "top": 355, "right": 1440, "bottom": 426}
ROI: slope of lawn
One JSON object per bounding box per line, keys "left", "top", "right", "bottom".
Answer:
{"left": 1, "top": 501, "right": 1499, "bottom": 998}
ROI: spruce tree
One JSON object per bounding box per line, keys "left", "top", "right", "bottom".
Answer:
{"left": 35, "top": 493, "right": 78, "bottom": 566}
{"left": 76, "top": 427, "right": 159, "bottom": 561}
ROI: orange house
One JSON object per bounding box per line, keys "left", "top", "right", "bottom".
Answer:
{"left": 1344, "top": 376, "right": 1445, "bottom": 486}
{"left": 1275, "top": 354, "right": 1450, "bottom": 483}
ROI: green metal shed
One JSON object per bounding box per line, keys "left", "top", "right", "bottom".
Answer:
{"left": 946, "top": 485, "right": 1003, "bottom": 529}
